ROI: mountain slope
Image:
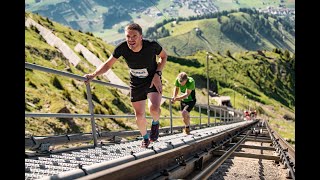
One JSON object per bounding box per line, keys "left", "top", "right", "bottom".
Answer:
{"left": 156, "top": 10, "right": 294, "bottom": 56}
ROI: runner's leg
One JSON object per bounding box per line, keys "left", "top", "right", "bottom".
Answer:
{"left": 132, "top": 100, "right": 147, "bottom": 136}
{"left": 147, "top": 92, "right": 162, "bottom": 121}
{"left": 148, "top": 92, "right": 161, "bottom": 141}
{"left": 182, "top": 109, "right": 190, "bottom": 126}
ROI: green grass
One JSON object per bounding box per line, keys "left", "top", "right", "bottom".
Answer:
{"left": 163, "top": 19, "right": 207, "bottom": 36}
{"left": 95, "top": 27, "right": 126, "bottom": 43}
{"left": 268, "top": 118, "right": 295, "bottom": 146}
{"left": 154, "top": 0, "right": 173, "bottom": 10}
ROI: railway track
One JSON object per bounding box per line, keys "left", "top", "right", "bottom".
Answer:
{"left": 190, "top": 120, "right": 295, "bottom": 180}
{"left": 25, "top": 119, "right": 295, "bottom": 180}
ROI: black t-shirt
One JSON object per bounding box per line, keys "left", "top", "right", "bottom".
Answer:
{"left": 112, "top": 39, "right": 162, "bottom": 88}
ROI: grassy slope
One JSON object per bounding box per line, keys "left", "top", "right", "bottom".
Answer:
{"left": 159, "top": 18, "right": 242, "bottom": 56}
{"left": 158, "top": 11, "right": 294, "bottom": 57}
{"left": 26, "top": 12, "right": 134, "bottom": 135}
{"left": 25, "top": 12, "right": 295, "bottom": 145}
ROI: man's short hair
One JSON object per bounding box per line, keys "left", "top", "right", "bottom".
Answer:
{"left": 125, "top": 23, "right": 142, "bottom": 35}
{"left": 178, "top": 72, "right": 188, "bottom": 83}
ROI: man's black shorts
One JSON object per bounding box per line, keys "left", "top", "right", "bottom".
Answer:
{"left": 130, "top": 81, "right": 159, "bottom": 102}
{"left": 180, "top": 100, "right": 196, "bottom": 112}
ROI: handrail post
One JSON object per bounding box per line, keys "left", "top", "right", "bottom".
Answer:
{"left": 86, "top": 83, "right": 98, "bottom": 147}
{"left": 207, "top": 106, "right": 210, "bottom": 127}
{"left": 169, "top": 99, "right": 173, "bottom": 134}
{"left": 224, "top": 110, "right": 226, "bottom": 124}
{"left": 206, "top": 52, "right": 210, "bottom": 127}
{"left": 214, "top": 108, "right": 216, "bottom": 126}
{"left": 219, "top": 108, "right": 222, "bottom": 125}
{"left": 227, "top": 110, "right": 229, "bottom": 123}
{"left": 199, "top": 106, "right": 201, "bottom": 129}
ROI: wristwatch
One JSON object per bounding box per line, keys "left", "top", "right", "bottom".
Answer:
{"left": 155, "top": 70, "right": 162, "bottom": 76}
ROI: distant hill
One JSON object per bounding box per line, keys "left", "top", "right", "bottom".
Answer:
{"left": 148, "top": 9, "right": 294, "bottom": 56}
{"left": 25, "top": 12, "right": 294, "bottom": 143}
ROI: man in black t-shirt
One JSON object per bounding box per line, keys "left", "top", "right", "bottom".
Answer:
{"left": 84, "top": 23, "right": 167, "bottom": 148}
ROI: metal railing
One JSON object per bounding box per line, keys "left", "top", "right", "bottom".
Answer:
{"left": 25, "top": 62, "right": 244, "bottom": 149}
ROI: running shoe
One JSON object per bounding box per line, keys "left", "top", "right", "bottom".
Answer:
{"left": 183, "top": 127, "right": 191, "bottom": 135}
{"left": 150, "top": 123, "right": 159, "bottom": 142}
{"left": 141, "top": 138, "right": 150, "bottom": 148}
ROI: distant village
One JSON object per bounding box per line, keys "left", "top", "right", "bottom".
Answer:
{"left": 167, "top": 0, "right": 218, "bottom": 16}
{"left": 258, "top": 6, "right": 295, "bottom": 21}
{"left": 129, "top": 0, "right": 219, "bottom": 19}
{"left": 140, "top": 0, "right": 294, "bottom": 20}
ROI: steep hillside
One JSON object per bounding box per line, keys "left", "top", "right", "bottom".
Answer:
{"left": 25, "top": 12, "right": 295, "bottom": 144}
{"left": 25, "top": 12, "right": 134, "bottom": 135}
{"left": 155, "top": 10, "right": 294, "bottom": 56}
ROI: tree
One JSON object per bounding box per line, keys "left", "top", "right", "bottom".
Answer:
{"left": 226, "top": 50, "right": 232, "bottom": 58}
{"left": 284, "top": 50, "right": 291, "bottom": 60}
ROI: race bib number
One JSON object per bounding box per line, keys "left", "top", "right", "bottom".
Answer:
{"left": 130, "top": 68, "right": 148, "bottom": 78}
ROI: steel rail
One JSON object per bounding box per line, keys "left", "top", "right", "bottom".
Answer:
{"left": 266, "top": 121, "right": 295, "bottom": 160}
{"left": 152, "top": 120, "right": 287, "bottom": 180}
{"left": 152, "top": 124, "right": 258, "bottom": 179}
{"left": 192, "top": 129, "right": 251, "bottom": 180}
{"left": 265, "top": 120, "right": 295, "bottom": 179}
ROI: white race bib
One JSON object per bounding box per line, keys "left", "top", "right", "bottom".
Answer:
{"left": 130, "top": 68, "right": 149, "bottom": 78}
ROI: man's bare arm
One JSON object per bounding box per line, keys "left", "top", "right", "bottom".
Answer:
{"left": 171, "top": 86, "right": 180, "bottom": 103}
{"left": 172, "top": 87, "right": 179, "bottom": 98}
{"left": 84, "top": 55, "right": 118, "bottom": 84}
{"left": 150, "top": 49, "right": 168, "bottom": 93}
{"left": 156, "top": 49, "right": 168, "bottom": 72}
{"left": 175, "top": 89, "right": 192, "bottom": 101}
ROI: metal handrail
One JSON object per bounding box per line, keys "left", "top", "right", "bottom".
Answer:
{"left": 25, "top": 62, "right": 130, "bottom": 90}
{"left": 25, "top": 112, "right": 204, "bottom": 119}
{"left": 25, "top": 62, "right": 244, "bottom": 148}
